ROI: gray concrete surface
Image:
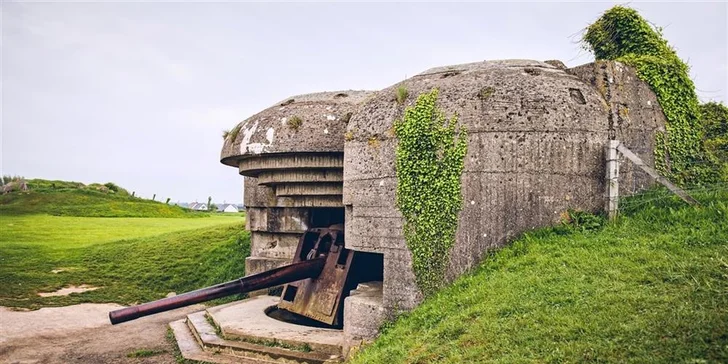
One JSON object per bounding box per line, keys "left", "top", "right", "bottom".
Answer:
{"left": 568, "top": 60, "right": 666, "bottom": 195}
{"left": 220, "top": 91, "right": 373, "bottom": 164}
{"left": 207, "top": 296, "right": 344, "bottom": 356}
{"left": 342, "top": 282, "right": 386, "bottom": 357}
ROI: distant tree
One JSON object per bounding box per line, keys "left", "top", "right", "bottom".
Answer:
{"left": 165, "top": 197, "right": 171, "bottom": 204}
{"left": 210, "top": 203, "right": 218, "bottom": 212}
{"left": 1, "top": 175, "right": 23, "bottom": 187}
{"left": 2, "top": 176, "right": 28, "bottom": 194}
{"left": 207, "top": 196, "right": 212, "bottom": 211}
{"left": 152, "top": 194, "right": 156, "bottom": 201}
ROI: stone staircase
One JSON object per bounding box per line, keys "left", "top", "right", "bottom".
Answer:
{"left": 168, "top": 296, "right": 344, "bottom": 364}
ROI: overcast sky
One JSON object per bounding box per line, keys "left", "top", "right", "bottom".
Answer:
{"left": 2, "top": 1, "right": 726, "bottom": 204}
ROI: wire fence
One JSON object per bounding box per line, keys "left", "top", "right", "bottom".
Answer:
{"left": 615, "top": 178, "right": 727, "bottom": 217}
{"left": 606, "top": 141, "right": 727, "bottom": 219}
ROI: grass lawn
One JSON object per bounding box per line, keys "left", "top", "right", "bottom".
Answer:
{"left": 0, "top": 214, "right": 249, "bottom": 308}
{"left": 351, "top": 188, "right": 728, "bottom": 363}
{"left": 2, "top": 214, "right": 244, "bottom": 248}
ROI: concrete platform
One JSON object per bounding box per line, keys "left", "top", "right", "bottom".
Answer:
{"left": 169, "top": 295, "right": 344, "bottom": 364}
{"left": 208, "top": 296, "right": 344, "bottom": 355}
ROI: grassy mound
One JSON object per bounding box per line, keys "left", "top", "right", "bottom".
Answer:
{"left": 1, "top": 179, "right": 200, "bottom": 218}
{"left": 0, "top": 218, "right": 248, "bottom": 308}
{"left": 351, "top": 189, "right": 728, "bottom": 363}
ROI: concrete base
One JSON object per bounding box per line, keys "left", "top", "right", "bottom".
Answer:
{"left": 169, "top": 295, "right": 344, "bottom": 364}
{"left": 343, "top": 282, "right": 387, "bottom": 357}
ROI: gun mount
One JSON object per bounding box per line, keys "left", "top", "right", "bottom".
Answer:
{"left": 109, "top": 225, "right": 383, "bottom": 327}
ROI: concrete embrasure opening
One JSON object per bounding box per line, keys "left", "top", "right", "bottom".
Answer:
{"left": 309, "top": 207, "right": 345, "bottom": 228}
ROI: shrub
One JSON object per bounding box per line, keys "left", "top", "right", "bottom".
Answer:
{"left": 583, "top": 6, "right": 722, "bottom": 185}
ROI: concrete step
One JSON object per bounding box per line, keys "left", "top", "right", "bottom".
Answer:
{"left": 169, "top": 319, "right": 251, "bottom": 364}
{"left": 185, "top": 310, "right": 340, "bottom": 364}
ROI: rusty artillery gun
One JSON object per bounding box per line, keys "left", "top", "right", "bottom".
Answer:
{"left": 109, "top": 225, "right": 383, "bottom": 327}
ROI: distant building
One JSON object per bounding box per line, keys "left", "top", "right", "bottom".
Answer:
{"left": 217, "top": 204, "right": 239, "bottom": 213}
{"left": 187, "top": 202, "right": 208, "bottom": 211}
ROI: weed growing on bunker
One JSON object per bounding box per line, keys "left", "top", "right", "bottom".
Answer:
{"left": 287, "top": 116, "right": 303, "bottom": 130}
{"left": 395, "top": 86, "right": 409, "bottom": 105}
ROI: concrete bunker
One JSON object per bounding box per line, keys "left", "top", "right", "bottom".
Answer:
{"left": 113, "top": 59, "right": 666, "bottom": 363}
{"left": 210, "top": 59, "right": 665, "bottom": 361}
{"left": 343, "top": 59, "right": 665, "bottom": 319}
{"left": 219, "top": 91, "right": 384, "bottom": 291}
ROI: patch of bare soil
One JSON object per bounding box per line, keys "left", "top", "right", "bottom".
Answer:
{"left": 0, "top": 303, "right": 204, "bottom": 364}
{"left": 37, "top": 285, "right": 99, "bottom": 297}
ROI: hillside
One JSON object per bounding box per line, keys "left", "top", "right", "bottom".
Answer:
{"left": 0, "top": 218, "right": 248, "bottom": 308}
{"left": 350, "top": 188, "right": 728, "bottom": 363}
{"left": 0, "top": 178, "right": 201, "bottom": 218}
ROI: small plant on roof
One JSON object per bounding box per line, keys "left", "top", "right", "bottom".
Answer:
{"left": 227, "top": 124, "right": 243, "bottom": 141}
{"left": 287, "top": 116, "right": 303, "bottom": 129}
{"left": 478, "top": 87, "right": 495, "bottom": 100}
{"left": 395, "top": 85, "right": 409, "bottom": 105}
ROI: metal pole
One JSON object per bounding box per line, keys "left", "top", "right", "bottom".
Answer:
{"left": 606, "top": 140, "right": 620, "bottom": 220}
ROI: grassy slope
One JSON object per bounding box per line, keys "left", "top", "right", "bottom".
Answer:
{"left": 0, "top": 189, "right": 201, "bottom": 217}
{"left": 351, "top": 189, "right": 728, "bottom": 363}
{"left": 0, "top": 180, "right": 249, "bottom": 308}
{"left": 0, "top": 218, "right": 249, "bottom": 308}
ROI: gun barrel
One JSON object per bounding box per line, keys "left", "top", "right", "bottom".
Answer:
{"left": 109, "top": 256, "right": 326, "bottom": 325}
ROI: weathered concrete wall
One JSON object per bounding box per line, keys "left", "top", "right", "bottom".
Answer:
{"left": 221, "top": 91, "right": 373, "bottom": 281}
{"left": 343, "top": 59, "right": 664, "bottom": 311}
{"left": 342, "top": 282, "right": 386, "bottom": 357}
{"left": 567, "top": 60, "right": 666, "bottom": 195}
{"left": 221, "top": 91, "right": 372, "bottom": 162}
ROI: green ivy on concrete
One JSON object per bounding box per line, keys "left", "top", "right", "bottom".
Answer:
{"left": 583, "top": 6, "right": 722, "bottom": 185}
{"left": 394, "top": 89, "right": 468, "bottom": 296}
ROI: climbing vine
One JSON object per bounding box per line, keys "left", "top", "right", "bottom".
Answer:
{"left": 583, "top": 6, "right": 722, "bottom": 185}
{"left": 394, "top": 89, "right": 468, "bottom": 296}
{"left": 700, "top": 102, "right": 728, "bottom": 181}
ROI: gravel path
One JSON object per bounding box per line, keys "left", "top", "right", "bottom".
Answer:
{"left": 0, "top": 303, "right": 204, "bottom": 364}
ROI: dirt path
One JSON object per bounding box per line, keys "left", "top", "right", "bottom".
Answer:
{"left": 0, "top": 303, "right": 204, "bottom": 364}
